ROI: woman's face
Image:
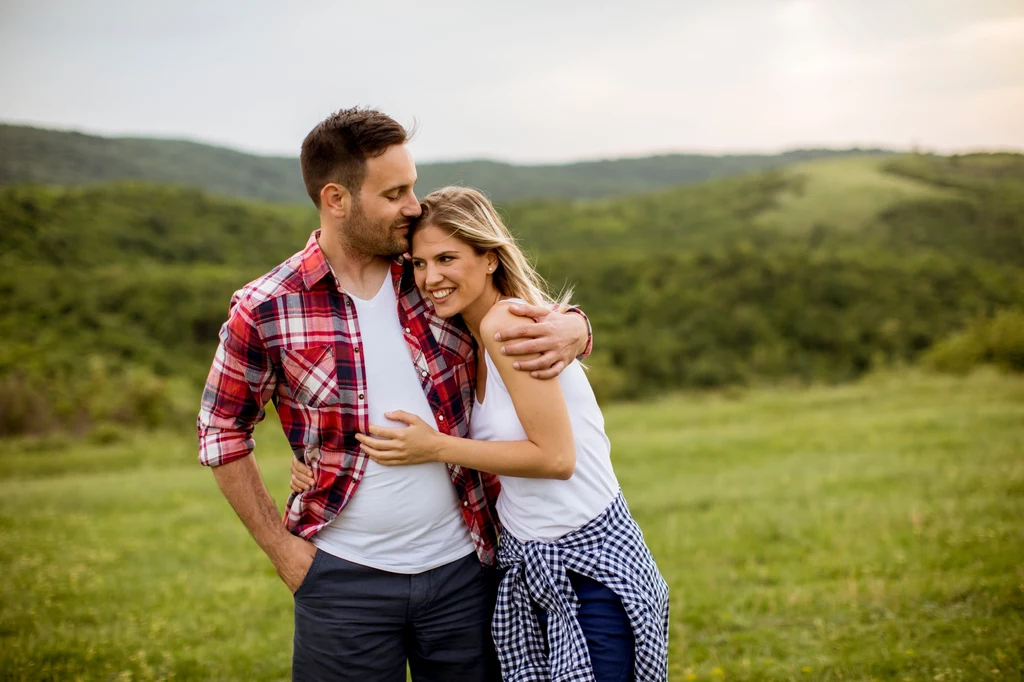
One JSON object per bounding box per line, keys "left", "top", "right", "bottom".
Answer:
{"left": 411, "top": 223, "right": 496, "bottom": 318}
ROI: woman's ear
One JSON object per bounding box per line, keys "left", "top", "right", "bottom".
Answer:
{"left": 486, "top": 252, "right": 499, "bottom": 273}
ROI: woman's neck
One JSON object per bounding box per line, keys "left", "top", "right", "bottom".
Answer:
{"left": 460, "top": 283, "right": 503, "bottom": 346}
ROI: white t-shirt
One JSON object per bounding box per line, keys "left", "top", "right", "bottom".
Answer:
{"left": 312, "top": 276, "right": 476, "bottom": 573}
{"left": 469, "top": 302, "right": 619, "bottom": 542}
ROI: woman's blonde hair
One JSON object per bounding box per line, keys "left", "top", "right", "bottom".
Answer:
{"left": 416, "top": 186, "right": 572, "bottom": 309}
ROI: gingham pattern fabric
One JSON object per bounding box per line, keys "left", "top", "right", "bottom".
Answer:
{"left": 197, "top": 231, "right": 504, "bottom": 563}
{"left": 493, "top": 492, "right": 670, "bottom": 682}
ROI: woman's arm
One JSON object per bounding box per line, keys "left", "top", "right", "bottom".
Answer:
{"left": 353, "top": 305, "right": 577, "bottom": 480}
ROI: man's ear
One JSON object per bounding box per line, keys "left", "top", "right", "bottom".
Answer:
{"left": 320, "top": 183, "right": 351, "bottom": 219}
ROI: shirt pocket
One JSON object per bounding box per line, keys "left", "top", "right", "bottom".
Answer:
{"left": 279, "top": 345, "right": 341, "bottom": 408}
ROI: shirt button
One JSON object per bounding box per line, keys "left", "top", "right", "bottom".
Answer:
{"left": 358, "top": 393, "right": 365, "bottom": 400}
{"left": 437, "top": 414, "right": 444, "bottom": 421}
{"left": 462, "top": 501, "right": 468, "bottom": 507}
{"left": 354, "top": 346, "right": 360, "bottom": 353}
{"left": 421, "top": 370, "right": 428, "bottom": 377}
{"left": 404, "top": 327, "right": 411, "bottom": 333}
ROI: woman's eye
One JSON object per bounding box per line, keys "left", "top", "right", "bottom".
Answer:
{"left": 411, "top": 261, "right": 424, "bottom": 268}
{"left": 440, "top": 256, "right": 454, "bottom": 263}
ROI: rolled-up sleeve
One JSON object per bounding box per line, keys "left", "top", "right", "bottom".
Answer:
{"left": 197, "top": 296, "right": 276, "bottom": 467}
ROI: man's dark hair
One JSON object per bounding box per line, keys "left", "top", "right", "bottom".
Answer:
{"left": 300, "top": 107, "right": 409, "bottom": 208}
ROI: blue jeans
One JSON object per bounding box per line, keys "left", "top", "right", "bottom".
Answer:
{"left": 536, "top": 571, "right": 636, "bottom": 682}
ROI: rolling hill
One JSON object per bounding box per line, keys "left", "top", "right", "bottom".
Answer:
{"left": 0, "top": 123, "right": 890, "bottom": 204}
{"left": 1, "top": 152, "right": 1022, "bottom": 435}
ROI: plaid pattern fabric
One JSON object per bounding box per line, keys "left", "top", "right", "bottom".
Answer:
{"left": 493, "top": 492, "right": 670, "bottom": 681}
{"left": 197, "top": 231, "right": 503, "bottom": 564}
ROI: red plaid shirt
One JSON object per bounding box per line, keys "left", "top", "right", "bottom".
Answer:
{"left": 198, "top": 231, "right": 591, "bottom": 566}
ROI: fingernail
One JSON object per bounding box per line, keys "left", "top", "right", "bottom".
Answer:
{"left": 512, "top": 362, "right": 520, "bottom": 370}
{"left": 494, "top": 332, "right": 501, "bottom": 341}
{"left": 500, "top": 346, "right": 506, "bottom": 355}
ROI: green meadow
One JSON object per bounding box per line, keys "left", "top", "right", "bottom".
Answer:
{"left": 1, "top": 130, "right": 1022, "bottom": 680}
{"left": 1, "top": 369, "right": 1021, "bottom": 681}
{"left": 755, "top": 156, "right": 954, "bottom": 234}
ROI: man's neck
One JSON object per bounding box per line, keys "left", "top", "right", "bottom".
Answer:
{"left": 317, "top": 226, "right": 391, "bottom": 300}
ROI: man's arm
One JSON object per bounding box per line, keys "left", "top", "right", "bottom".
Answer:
{"left": 198, "top": 298, "right": 314, "bottom": 592}
{"left": 493, "top": 303, "right": 592, "bottom": 379}
{"left": 212, "top": 455, "right": 315, "bottom": 593}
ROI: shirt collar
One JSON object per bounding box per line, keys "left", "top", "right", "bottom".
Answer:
{"left": 299, "top": 231, "right": 332, "bottom": 291}
{"left": 300, "top": 230, "right": 412, "bottom": 294}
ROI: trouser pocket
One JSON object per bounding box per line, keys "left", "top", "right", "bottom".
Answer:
{"left": 292, "top": 548, "right": 325, "bottom": 599}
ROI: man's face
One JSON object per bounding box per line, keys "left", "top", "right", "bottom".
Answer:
{"left": 344, "top": 144, "right": 421, "bottom": 257}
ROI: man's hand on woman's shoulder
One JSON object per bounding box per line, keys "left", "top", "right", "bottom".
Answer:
{"left": 491, "top": 303, "right": 589, "bottom": 380}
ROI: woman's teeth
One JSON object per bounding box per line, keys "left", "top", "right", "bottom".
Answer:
{"left": 432, "top": 288, "right": 455, "bottom": 301}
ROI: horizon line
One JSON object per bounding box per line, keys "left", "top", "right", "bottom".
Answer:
{"left": 3, "top": 118, "right": 1023, "bottom": 166}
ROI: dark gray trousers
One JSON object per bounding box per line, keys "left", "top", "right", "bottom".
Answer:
{"left": 292, "top": 550, "right": 499, "bottom": 682}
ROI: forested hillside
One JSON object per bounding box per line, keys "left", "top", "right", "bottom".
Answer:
{"left": 1, "top": 153, "right": 1022, "bottom": 435}
{"left": 0, "top": 123, "right": 888, "bottom": 203}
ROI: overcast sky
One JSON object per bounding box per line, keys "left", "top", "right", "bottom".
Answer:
{"left": 1, "top": 0, "right": 1022, "bottom": 163}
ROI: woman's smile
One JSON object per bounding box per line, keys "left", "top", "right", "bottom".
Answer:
{"left": 429, "top": 287, "right": 457, "bottom": 302}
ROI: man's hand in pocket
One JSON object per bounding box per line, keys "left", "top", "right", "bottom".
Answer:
{"left": 272, "top": 534, "right": 318, "bottom": 593}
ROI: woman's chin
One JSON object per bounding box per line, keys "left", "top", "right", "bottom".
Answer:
{"left": 432, "top": 299, "right": 462, "bottom": 318}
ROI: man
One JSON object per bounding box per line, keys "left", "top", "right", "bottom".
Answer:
{"left": 197, "top": 107, "right": 591, "bottom": 681}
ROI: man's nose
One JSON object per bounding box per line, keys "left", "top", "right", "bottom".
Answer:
{"left": 403, "top": 191, "right": 421, "bottom": 217}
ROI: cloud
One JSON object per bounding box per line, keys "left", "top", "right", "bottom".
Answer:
{"left": 777, "top": 0, "right": 819, "bottom": 30}
{"left": 949, "top": 15, "right": 1024, "bottom": 45}
{"left": 0, "top": 0, "right": 1021, "bottom": 159}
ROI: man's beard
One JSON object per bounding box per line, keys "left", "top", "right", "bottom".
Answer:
{"left": 344, "top": 200, "right": 409, "bottom": 257}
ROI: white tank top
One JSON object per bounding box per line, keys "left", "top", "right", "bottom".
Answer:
{"left": 312, "top": 276, "right": 475, "bottom": 573}
{"left": 469, "top": 301, "right": 619, "bottom": 542}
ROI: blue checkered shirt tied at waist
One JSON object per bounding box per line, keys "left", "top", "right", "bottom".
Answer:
{"left": 493, "top": 491, "right": 670, "bottom": 682}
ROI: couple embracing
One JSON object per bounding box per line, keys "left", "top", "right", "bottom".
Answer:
{"left": 197, "top": 108, "right": 669, "bottom": 681}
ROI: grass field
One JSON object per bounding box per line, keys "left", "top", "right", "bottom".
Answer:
{"left": 756, "top": 156, "right": 955, "bottom": 234}
{"left": 1, "top": 370, "right": 1021, "bottom": 681}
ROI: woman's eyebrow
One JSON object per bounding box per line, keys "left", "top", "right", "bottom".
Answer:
{"left": 411, "top": 249, "right": 457, "bottom": 261}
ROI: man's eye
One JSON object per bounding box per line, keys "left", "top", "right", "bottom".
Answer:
{"left": 387, "top": 194, "right": 400, "bottom": 201}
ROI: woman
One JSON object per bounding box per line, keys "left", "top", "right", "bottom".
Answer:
{"left": 291, "top": 186, "right": 669, "bottom": 682}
